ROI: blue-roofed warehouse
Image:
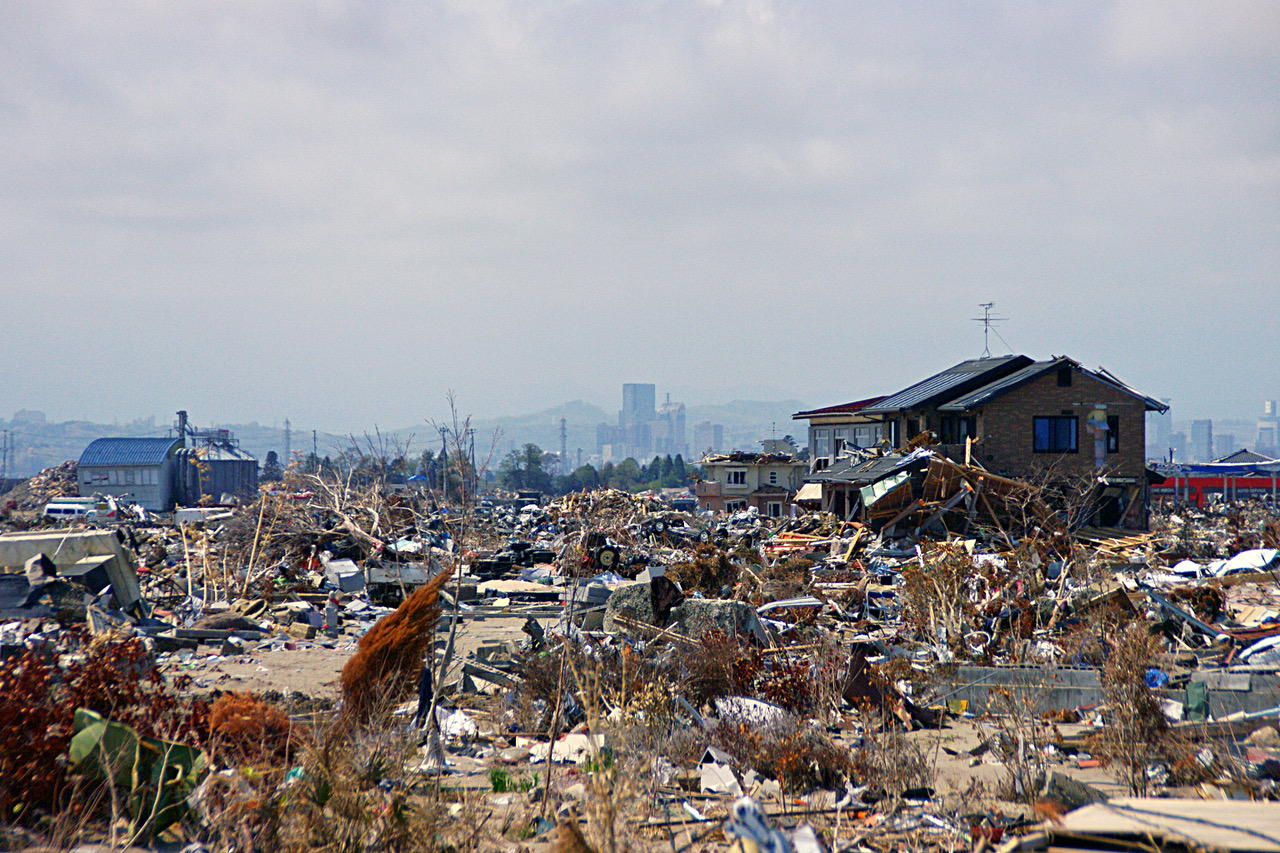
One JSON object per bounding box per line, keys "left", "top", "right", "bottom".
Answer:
{"left": 78, "top": 437, "right": 184, "bottom": 510}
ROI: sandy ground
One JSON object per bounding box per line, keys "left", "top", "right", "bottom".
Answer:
{"left": 160, "top": 618, "right": 1137, "bottom": 852}
{"left": 161, "top": 612, "right": 541, "bottom": 701}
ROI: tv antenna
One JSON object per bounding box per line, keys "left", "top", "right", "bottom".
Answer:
{"left": 971, "top": 302, "right": 1012, "bottom": 359}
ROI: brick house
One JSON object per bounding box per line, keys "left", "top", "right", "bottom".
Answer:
{"left": 695, "top": 452, "right": 807, "bottom": 516}
{"left": 857, "top": 356, "right": 1034, "bottom": 449}
{"left": 860, "top": 356, "right": 1167, "bottom": 527}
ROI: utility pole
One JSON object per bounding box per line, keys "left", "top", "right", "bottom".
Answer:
{"left": 468, "top": 428, "right": 476, "bottom": 492}
{"left": 439, "top": 426, "right": 449, "bottom": 497}
{"left": 560, "top": 417, "right": 568, "bottom": 470}
{"left": 284, "top": 418, "right": 291, "bottom": 464}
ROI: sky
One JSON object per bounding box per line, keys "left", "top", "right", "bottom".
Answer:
{"left": 2, "top": 1, "right": 1277, "bottom": 434}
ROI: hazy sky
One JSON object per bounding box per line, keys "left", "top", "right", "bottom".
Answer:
{"left": 3, "top": 1, "right": 1277, "bottom": 434}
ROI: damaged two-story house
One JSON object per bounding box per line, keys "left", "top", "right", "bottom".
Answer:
{"left": 694, "top": 452, "right": 807, "bottom": 516}
{"left": 806, "top": 355, "right": 1167, "bottom": 528}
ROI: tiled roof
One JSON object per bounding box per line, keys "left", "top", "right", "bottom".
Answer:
{"left": 79, "top": 437, "right": 182, "bottom": 467}
{"left": 1214, "top": 449, "right": 1276, "bottom": 464}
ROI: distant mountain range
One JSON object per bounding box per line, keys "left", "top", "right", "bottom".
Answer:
{"left": 1, "top": 398, "right": 812, "bottom": 478}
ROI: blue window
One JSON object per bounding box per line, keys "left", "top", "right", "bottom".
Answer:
{"left": 1034, "top": 416, "right": 1077, "bottom": 453}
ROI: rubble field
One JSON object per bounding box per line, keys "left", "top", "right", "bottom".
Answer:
{"left": 2, "top": 455, "right": 1280, "bottom": 853}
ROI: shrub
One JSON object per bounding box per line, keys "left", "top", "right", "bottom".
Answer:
{"left": 666, "top": 544, "right": 737, "bottom": 597}
{"left": 713, "top": 717, "right": 851, "bottom": 793}
{"left": 209, "top": 691, "right": 301, "bottom": 769}
{"left": 0, "top": 631, "right": 208, "bottom": 827}
{"left": 0, "top": 650, "right": 70, "bottom": 820}
{"left": 340, "top": 567, "right": 452, "bottom": 724}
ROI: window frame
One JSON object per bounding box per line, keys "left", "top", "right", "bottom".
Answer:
{"left": 940, "top": 415, "right": 977, "bottom": 445}
{"left": 1107, "top": 415, "right": 1120, "bottom": 453}
{"left": 726, "top": 468, "right": 747, "bottom": 485}
{"left": 1033, "top": 416, "right": 1079, "bottom": 453}
{"left": 812, "top": 428, "right": 831, "bottom": 458}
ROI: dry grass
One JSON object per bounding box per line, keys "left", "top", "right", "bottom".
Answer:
{"left": 1087, "top": 622, "right": 1203, "bottom": 796}
{"left": 666, "top": 543, "right": 737, "bottom": 597}
{"left": 340, "top": 567, "right": 453, "bottom": 725}
{"left": 275, "top": 712, "right": 446, "bottom": 853}
{"left": 209, "top": 691, "right": 303, "bottom": 769}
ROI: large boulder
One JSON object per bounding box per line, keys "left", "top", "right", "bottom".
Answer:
{"left": 602, "top": 582, "right": 657, "bottom": 632}
{"left": 669, "top": 599, "right": 765, "bottom": 643}
{"left": 603, "top": 581, "right": 765, "bottom": 642}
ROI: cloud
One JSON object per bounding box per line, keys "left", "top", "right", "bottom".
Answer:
{"left": 0, "top": 1, "right": 1276, "bottom": 430}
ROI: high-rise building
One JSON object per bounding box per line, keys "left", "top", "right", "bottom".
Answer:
{"left": 620, "top": 384, "right": 656, "bottom": 428}
{"left": 1259, "top": 401, "right": 1280, "bottom": 456}
{"left": 618, "top": 383, "right": 657, "bottom": 460}
{"left": 596, "top": 384, "right": 689, "bottom": 461}
{"left": 1147, "top": 398, "right": 1172, "bottom": 458}
{"left": 654, "top": 394, "right": 687, "bottom": 456}
{"left": 1189, "top": 419, "right": 1213, "bottom": 462}
{"left": 692, "top": 421, "right": 724, "bottom": 457}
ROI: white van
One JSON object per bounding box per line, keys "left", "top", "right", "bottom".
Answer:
{"left": 42, "top": 502, "right": 98, "bottom": 520}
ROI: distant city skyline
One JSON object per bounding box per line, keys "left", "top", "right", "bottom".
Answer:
{"left": 5, "top": 394, "right": 1279, "bottom": 479}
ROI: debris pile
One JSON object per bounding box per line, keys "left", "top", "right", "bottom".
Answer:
{"left": 2, "top": 455, "right": 1280, "bottom": 852}
{"left": 0, "top": 461, "right": 78, "bottom": 514}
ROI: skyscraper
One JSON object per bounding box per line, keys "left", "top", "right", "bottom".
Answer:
{"left": 1190, "top": 419, "right": 1213, "bottom": 462}
{"left": 619, "top": 383, "right": 657, "bottom": 460}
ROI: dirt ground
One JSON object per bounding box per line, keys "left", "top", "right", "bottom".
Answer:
{"left": 162, "top": 613, "right": 539, "bottom": 701}
{"left": 161, "top": 616, "right": 1137, "bottom": 852}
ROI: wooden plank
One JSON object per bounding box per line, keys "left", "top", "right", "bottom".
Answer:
{"left": 462, "top": 659, "right": 517, "bottom": 687}
{"left": 174, "top": 628, "right": 266, "bottom": 642}
{"left": 1056, "top": 799, "right": 1280, "bottom": 852}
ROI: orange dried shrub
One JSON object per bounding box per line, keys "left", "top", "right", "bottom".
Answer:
{"left": 340, "top": 567, "right": 453, "bottom": 724}
{"left": 0, "top": 651, "right": 69, "bottom": 820}
{"left": 209, "top": 692, "right": 300, "bottom": 768}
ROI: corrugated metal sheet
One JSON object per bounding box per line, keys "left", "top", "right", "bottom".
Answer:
{"left": 79, "top": 437, "right": 182, "bottom": 468}
{"left": 197, "top": 443, "right": 256, "bottom": 462}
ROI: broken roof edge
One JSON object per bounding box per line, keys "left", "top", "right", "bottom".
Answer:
{"left": 938, "top": 357, "right": 1168, "bottom": 414}
{"left": 1093, "top": 366, "right": 1169, "bottom": 413}
{"left": 698, "top": 452, "right": 802, "bottom": 465}
{"left": 791, "top": 396, "right": 886, "bottom": 420}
